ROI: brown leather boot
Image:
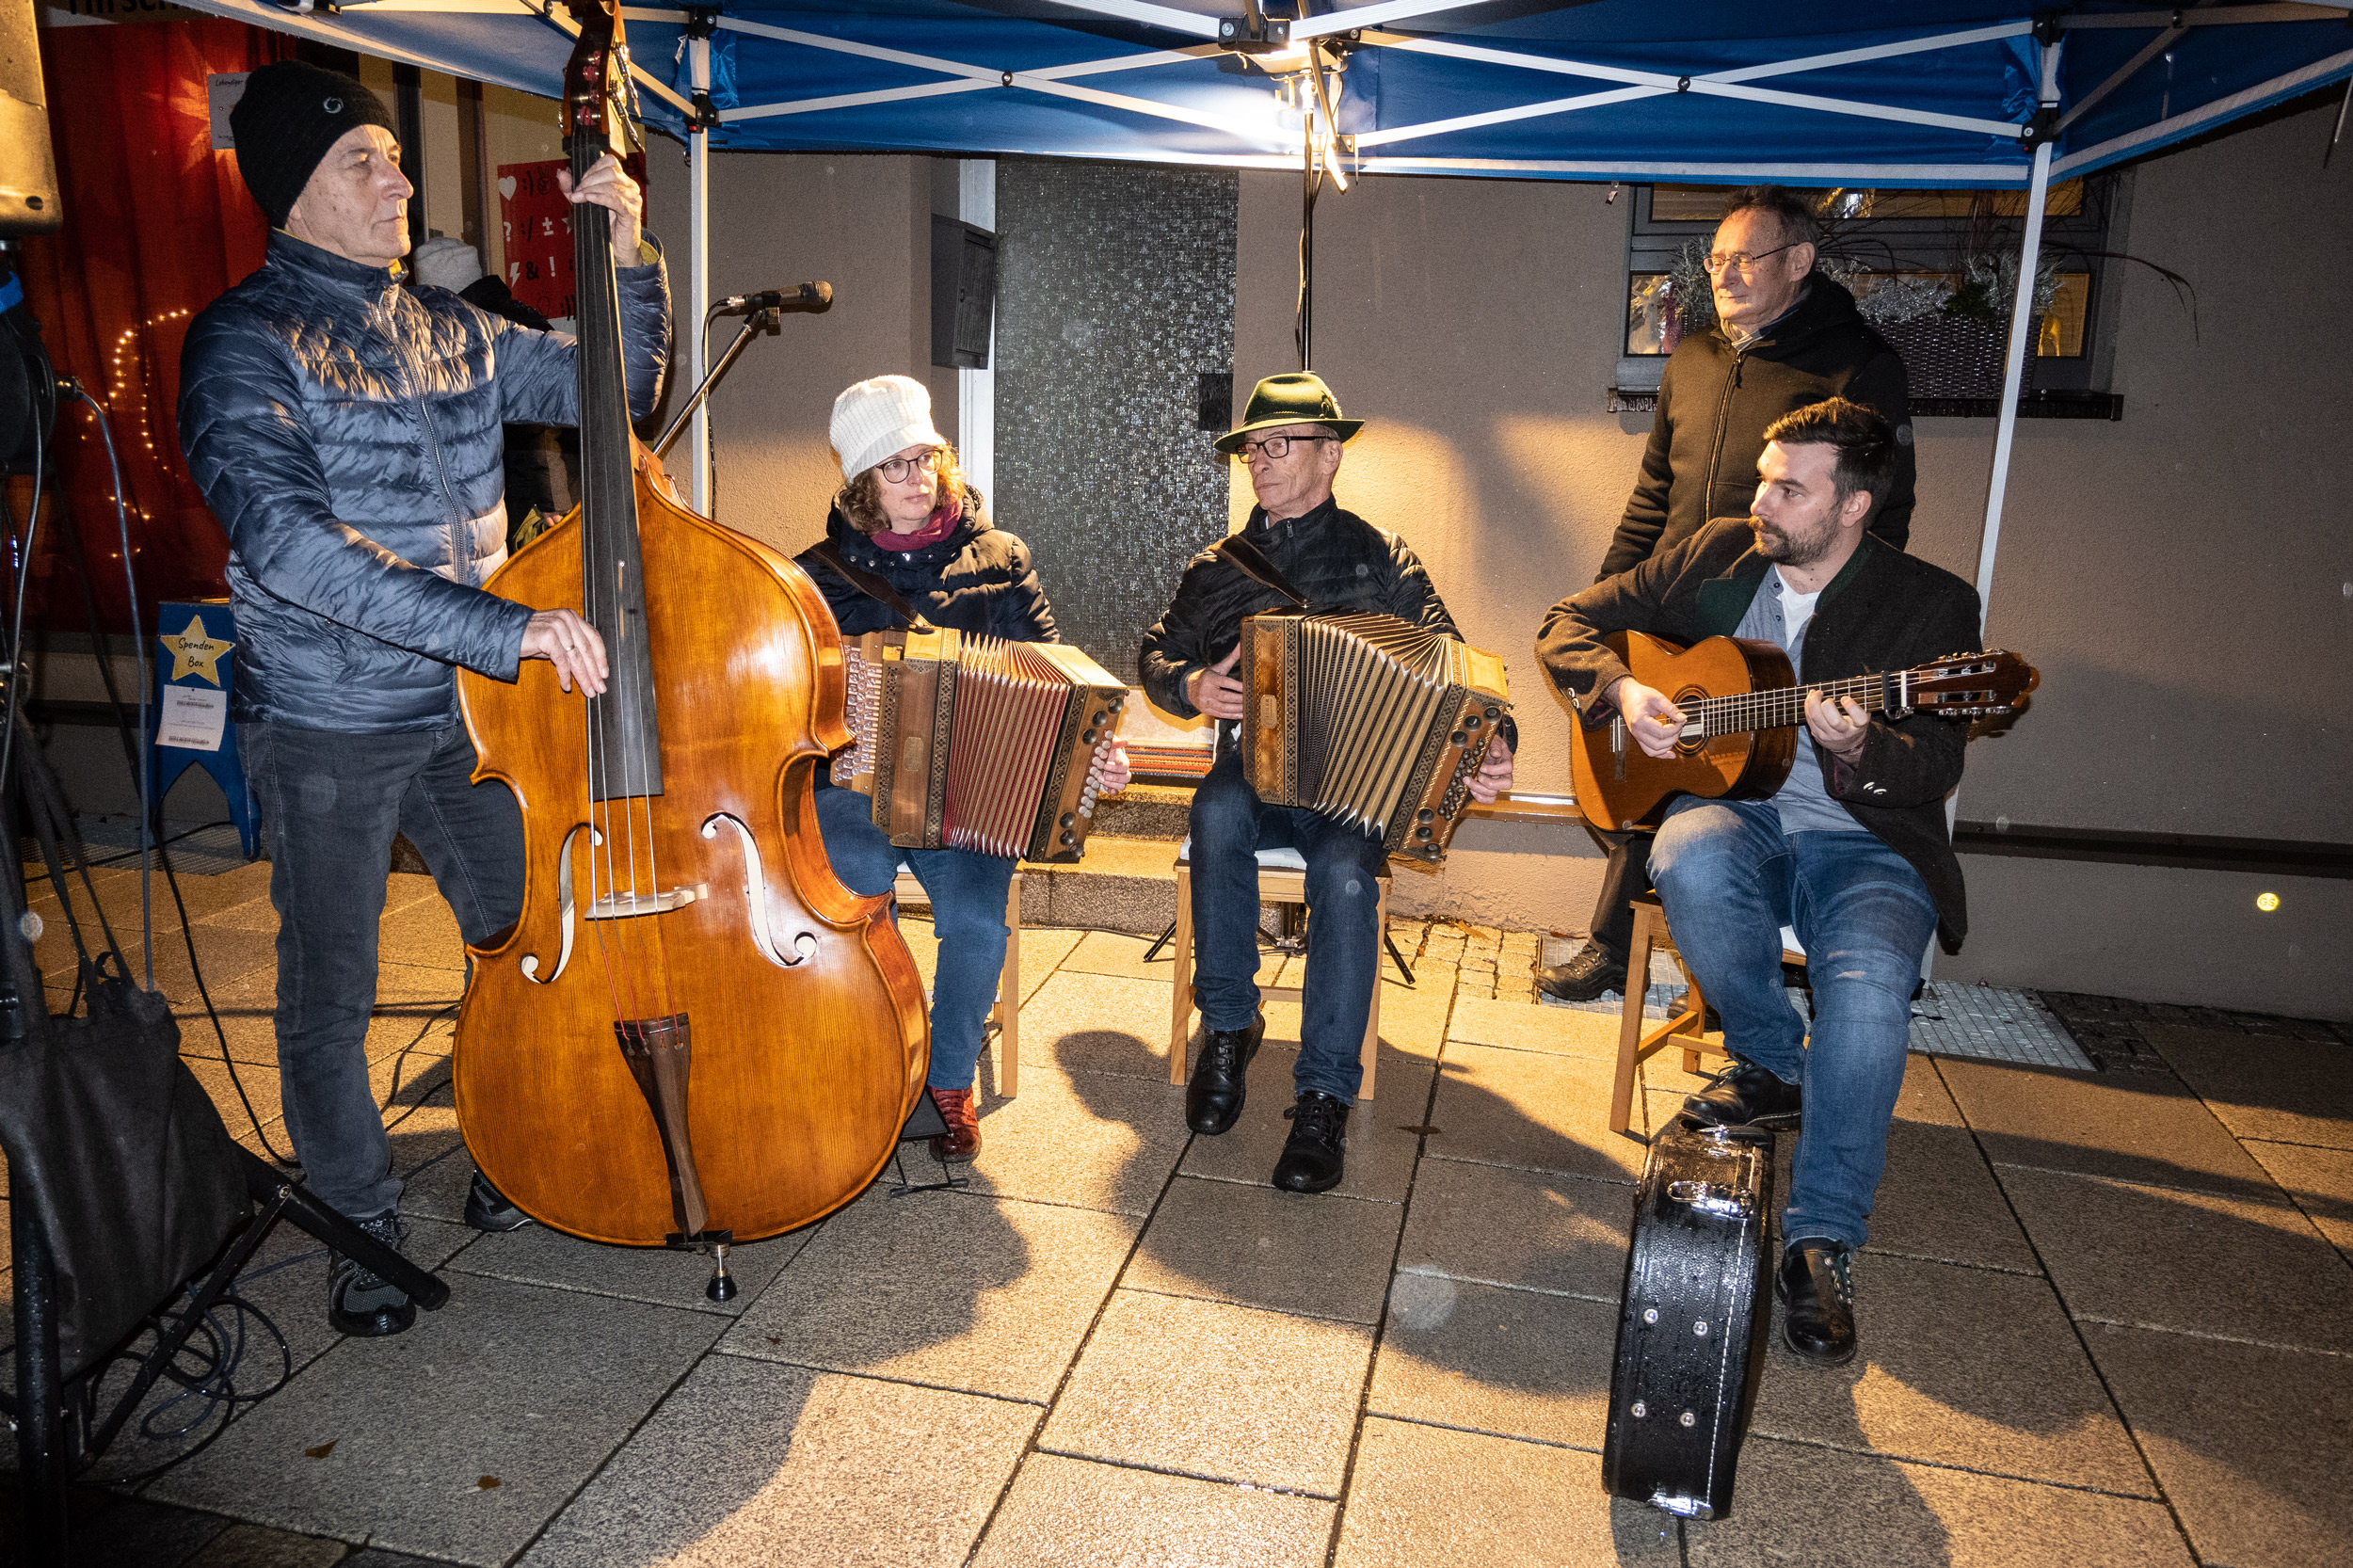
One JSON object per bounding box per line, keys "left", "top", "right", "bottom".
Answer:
{"left": 928, "top": 1087, "right": 981, "bottom": 1163}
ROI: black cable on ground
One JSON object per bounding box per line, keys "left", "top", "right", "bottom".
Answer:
{"left": 152, "top": 837, "right": 299, "bottom": 1166}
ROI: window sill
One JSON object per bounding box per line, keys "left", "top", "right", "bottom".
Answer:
{"left": 1606, "top": 387, "right": 2122, "bottom": 420}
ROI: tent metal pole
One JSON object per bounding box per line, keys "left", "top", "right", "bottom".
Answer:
{"left": 1976, "top": 38, "right": 2062, "bottom": 626}
{"left": 687, "top": 31, "right": 712, "bottom": 514}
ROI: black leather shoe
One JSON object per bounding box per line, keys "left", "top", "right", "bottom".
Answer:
{"left": 1273, "top": 1091, "right": 1349, "bottom": 1192}
{"left": 1537, "top": 942, "right": 1627, "bottom": 1001}
{"left": 465, "top": 1170, "right": 532, "bottom": 1233}
{"left": 1682, "top": 1061, "right": 1802, "bottom": 1129}
{"left": 1777, "top": 1240, "right": 1858, "bottom": 1365}
{"left": 328, "top": 1212, "right": 416, "bottom": 1338}
{"left": 1187, "top": 1013, "right": 1264, "bottom": 1135}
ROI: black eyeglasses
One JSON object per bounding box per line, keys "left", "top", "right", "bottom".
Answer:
{"left": 1236, "top": 435, "right": 1336, "bottom": 460}
{"left": 1702, "top": 242, "right": 1799, "bottom": 276}
{"left": 876, "top": 450, "right": 942, "bottom": 483}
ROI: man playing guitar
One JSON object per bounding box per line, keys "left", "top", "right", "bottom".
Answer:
{"left": 1535, "top": 397, "right": 1982, "bottom": 1366}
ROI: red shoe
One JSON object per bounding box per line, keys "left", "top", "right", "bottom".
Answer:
{"left": 928, "top": 1087, "right": 981, "bottom": 1163}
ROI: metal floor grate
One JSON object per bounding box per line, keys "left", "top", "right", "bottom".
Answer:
{"left": 1534, "top": 935, "right": 2094, "bottom": 1070}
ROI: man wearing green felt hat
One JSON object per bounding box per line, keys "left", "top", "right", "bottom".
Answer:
{"left": 1142, "top": 373, "right": 1515, "bottom": 1193}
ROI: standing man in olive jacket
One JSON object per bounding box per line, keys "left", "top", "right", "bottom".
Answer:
{"left": 178, "top": 61, "right": 668, "bottom": 1338}
{"left": 1142, "top": 374, "right": 1513, "bottom": 1194}
{"left": 1536, "top": 399, "right": 1977, "bottom": 1366}
{"left": 1546, "top": 185, "right": 1916, "bottom": 1003}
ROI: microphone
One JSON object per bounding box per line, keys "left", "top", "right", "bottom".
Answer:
{"left": 714, "top": 281, "right": 833, "bottom": 313}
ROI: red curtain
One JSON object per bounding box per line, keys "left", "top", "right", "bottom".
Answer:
{"left": 15, "top": 18, "right": 294, "bottom": 633}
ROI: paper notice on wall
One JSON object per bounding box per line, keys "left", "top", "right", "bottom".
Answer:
{"left": 158, "top": 686, "right": 229, "bottom": 752}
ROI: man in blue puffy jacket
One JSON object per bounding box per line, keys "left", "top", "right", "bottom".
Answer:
{"left": 178, "top": 61, "right": 669, "bottom": 1337}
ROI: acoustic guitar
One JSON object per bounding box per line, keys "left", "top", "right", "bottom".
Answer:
{"left": 1568, "top": 632, "right": 2038, "bottom": 831}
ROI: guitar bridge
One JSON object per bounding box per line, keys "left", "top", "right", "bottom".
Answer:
{"left": 1610, "top": 715, "right": 1626, "bottom": 782}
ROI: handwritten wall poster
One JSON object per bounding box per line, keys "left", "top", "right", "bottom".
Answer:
{"left": 496, "top": 152, "right": 651, "bottom": 325}
{"left": 497, "top": 159, "right": 576, "bottom": 321}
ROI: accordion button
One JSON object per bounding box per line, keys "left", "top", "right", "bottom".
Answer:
{"left": 1417, "top": 808, "right": 1433, "bottom": 823}
{"left": 1060, "top": 831, "right": 1076, "bottom": 846}
{"left": 1092, "top": 711, "right": 1107, "bottom": 725}
{"left": 1081, "top": 730, "right": 1096, "bottom": 744}
{"left": 1416, "top": 825, "right": 1433, "bottom": 840}
{"left": 1484, "top": 706, "right": 1500, "bottom": 720}
{"left": 1060, "top": 812, "right": 1076, "bottom": 827}
{"left": 1450, "top": 730, "right": 1465, "bottom": 744}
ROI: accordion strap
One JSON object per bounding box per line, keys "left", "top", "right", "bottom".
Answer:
{"left": 808, "top": 539, "right": 934, "bottom": 632}
{"left": 1212, "top": 535, "right": 1310, "bottom": 610}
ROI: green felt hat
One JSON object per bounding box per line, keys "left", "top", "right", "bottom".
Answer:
{"left": 1214, "top": 372, "right": 1364, "bottom": 454}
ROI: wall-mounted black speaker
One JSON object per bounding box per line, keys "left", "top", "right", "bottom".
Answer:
{"left": 0, "top": 0, "right": 61, "bottom": 236}
{"left": 931, "top": 214, "right": 996, "bottom": 371}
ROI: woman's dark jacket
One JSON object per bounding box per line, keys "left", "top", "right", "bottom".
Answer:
{"left": 1139, "top": 498, "right": 1460, "bottom": 720}
{"left": 178, "top": 230, "right": 670, "bottom": 732}
{"left": 1602, "top": 276, "right": 1913, "bottom": 581}
{"left": 1537, "top": 518, "right": 1981, "bottom": 952}
{"left": 794, "top": 488, "right": 1057, "bottom": 643}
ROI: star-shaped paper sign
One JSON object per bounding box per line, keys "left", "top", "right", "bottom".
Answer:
{"left": 163, "top": 614, "right": 235, "bottom": 687}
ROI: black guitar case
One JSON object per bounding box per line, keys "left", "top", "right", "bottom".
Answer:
{"left": 1601, "top": 1123, "right": 1776, "bottom": 1520}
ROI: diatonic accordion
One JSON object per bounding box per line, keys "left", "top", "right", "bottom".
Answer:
{"left": 830, "top": 628, "right": 1128, "bottom": 862}
{"left": 1240, "top": 611, "right": 1512, "bottom": 866}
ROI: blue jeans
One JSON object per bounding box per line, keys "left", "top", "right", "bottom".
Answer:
{"left": 1648, "top": 797, "right": 1938, "bottom": 1253}
{"left": 245, "top": 720, "right": 524, "bottom": 1222}
{"left": 812, "top": 782, "right": 1014, "bottom": 1093}
{"left": 1188, "top": 751, "right": 1385, "bottom": 1103}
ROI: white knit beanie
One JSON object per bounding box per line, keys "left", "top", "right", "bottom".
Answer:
{"left": 830, "top": 375, "right": 946, "bottom": 482}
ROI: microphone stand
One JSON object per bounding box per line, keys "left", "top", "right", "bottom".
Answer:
{"left": 651, "top": 305, "right": 777, "bottom": 462}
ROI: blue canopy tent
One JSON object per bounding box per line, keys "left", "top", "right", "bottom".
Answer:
{"left": 163, "top": 0, "right": 2353, "bottom": 609}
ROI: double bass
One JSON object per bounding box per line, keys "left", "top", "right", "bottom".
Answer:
{"left": 452, "top": 0, "right": 928, "bottom": 1290}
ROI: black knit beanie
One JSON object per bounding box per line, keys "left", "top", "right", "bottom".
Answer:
{"left": 229, "top": 60, "right": 398, "bottom": 229}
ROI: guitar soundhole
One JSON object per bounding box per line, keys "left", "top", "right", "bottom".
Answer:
{"left": 1673, "top": 686, "right": 1710, "bottom": 757}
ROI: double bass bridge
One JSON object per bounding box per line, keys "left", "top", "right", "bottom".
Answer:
{"left": 586, "top": 886, "right": 703, "bottom": 920}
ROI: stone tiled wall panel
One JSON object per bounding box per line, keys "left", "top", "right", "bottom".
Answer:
{"left": 993, "top": 161, "right": 1238, "bottom": 680}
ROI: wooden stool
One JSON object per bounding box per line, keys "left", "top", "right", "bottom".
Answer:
{"left": 1609, "top": 892, "right": 1806, "bottom": 1134}
{"left": 891, "top": 866, "right": 1023, "bottom": 1096}
{"left": 1168, "top": 843, "right": 1385, "bottom": 1102}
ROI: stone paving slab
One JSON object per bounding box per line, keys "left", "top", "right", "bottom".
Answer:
{"left": 1368, "top": 1275, "right": 1617, "bottom": 1448}
{"left": 2084, "top": 1320, "right": 2353, "bottom": 1568}
{"left": 1865, "top": 1121, "right": 2042, "bottom": 1274}
{"left": 1125, "top": 1176, "right": 1403, "bottom": 1324}
{"left": 147, "top": 1273, "right": 725, "bottom": 1566}
{"left": 1684, "top": 1436, "right": 2196, "bottom": 1568}
{"left": 1751, "top": 1255, "right": 2153, "bottom": 1496}
{"left": 1010, "top": 969, "right": 1184, "bottom": 1081}
{"left": 1334, "top": 1419, "right": 1680, "bottom": 1567}
{"left": 962, "top": 1067, "right": 1193, "bottom": 1216}
{"left": 2139, "top": 1024, "right": 2353, "bottom": 1151}
{"left": 2243, "top": 1138, "right": 2353, "bottom": 1258}
{"left": 1995, "top": 1165, "right": 2353, "bottom": 1353}
{"left": 1038, "top": 1289, "right": 1373, "bottom": 1496}
{"left": 446, "top": 1212, "right": 813, "bottom": 1318}
{"left": 1395, "top": 1158, "right": 1630, "bottom": 1302}
{"left": 1940, "top": 1058, "right": 2279, "bottom": 1198}
{"left": 1426, "top": 1044, "right": 1649, "bottom": 1186}
{"left": 970, "top": 1453, "right": 1335, "bottom": 1568}
{"left": 1446, "top": 993, "right": 1624, "bottom": 1061}
{"left": 518, "top": 1354, "right": 1034, "bottom": 1568}
{"left": 720, "top": 1188, "right": 1139, "bottom": 1404}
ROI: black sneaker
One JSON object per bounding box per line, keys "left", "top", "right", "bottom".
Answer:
{"left": 328, "top": 1212, "right": 416, "bottom": 1338}
{"left": 1537, "top": 942, "right": 1627, "bottom": 1002}
{"left": 1186, "top": 1012, "right": 1264, "bottom": 1136}
{"left": 1777, "top": 1240, "right": 1858, "bottom": 1365}
{"left": 465, "top": 1170, "right": 533, "bottom": 1233}
{"left": 1681, "top": 1061, "right": 1802, "bottom": 1130}
{"left": 1272, "top": 1091, "right": 1349, "bottom": 1193}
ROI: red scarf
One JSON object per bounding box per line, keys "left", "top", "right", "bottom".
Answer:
{"left": 871, "top": 490, "right": 963, "bottom": 552}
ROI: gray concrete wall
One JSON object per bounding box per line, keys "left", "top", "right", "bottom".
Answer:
{"left": 1224, "top": 99, "right": 2350, "bottom": 1017}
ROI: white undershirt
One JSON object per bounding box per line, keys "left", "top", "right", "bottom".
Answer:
{"left": 1774, "top": 568, "right": 1822, "bottom": 650}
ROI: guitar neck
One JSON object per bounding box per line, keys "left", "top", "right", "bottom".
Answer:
{"left": 1689, "top": 671, "right": 1900, "bottom": 740}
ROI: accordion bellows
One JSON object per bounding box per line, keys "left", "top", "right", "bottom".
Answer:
{"left": 1241, "top": 611, "right": 1512, "bottom": 866}
{"left": 832, "top": 628, "right": 1128, "bottom": 862}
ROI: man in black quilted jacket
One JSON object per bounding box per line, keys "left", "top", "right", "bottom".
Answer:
{"left": 1546, "top": 186, "right": 1915, "bottom": 1006}
{"left": 177, "top": 61, "right": 669, "bottom": 1337}
{"left": 1141, "top": 374, "right": 1513, "bottom": 1193}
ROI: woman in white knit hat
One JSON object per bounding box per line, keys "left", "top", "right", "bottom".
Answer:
{"left": 797, "top": 374, "right": 1129, "bottom": 1163}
